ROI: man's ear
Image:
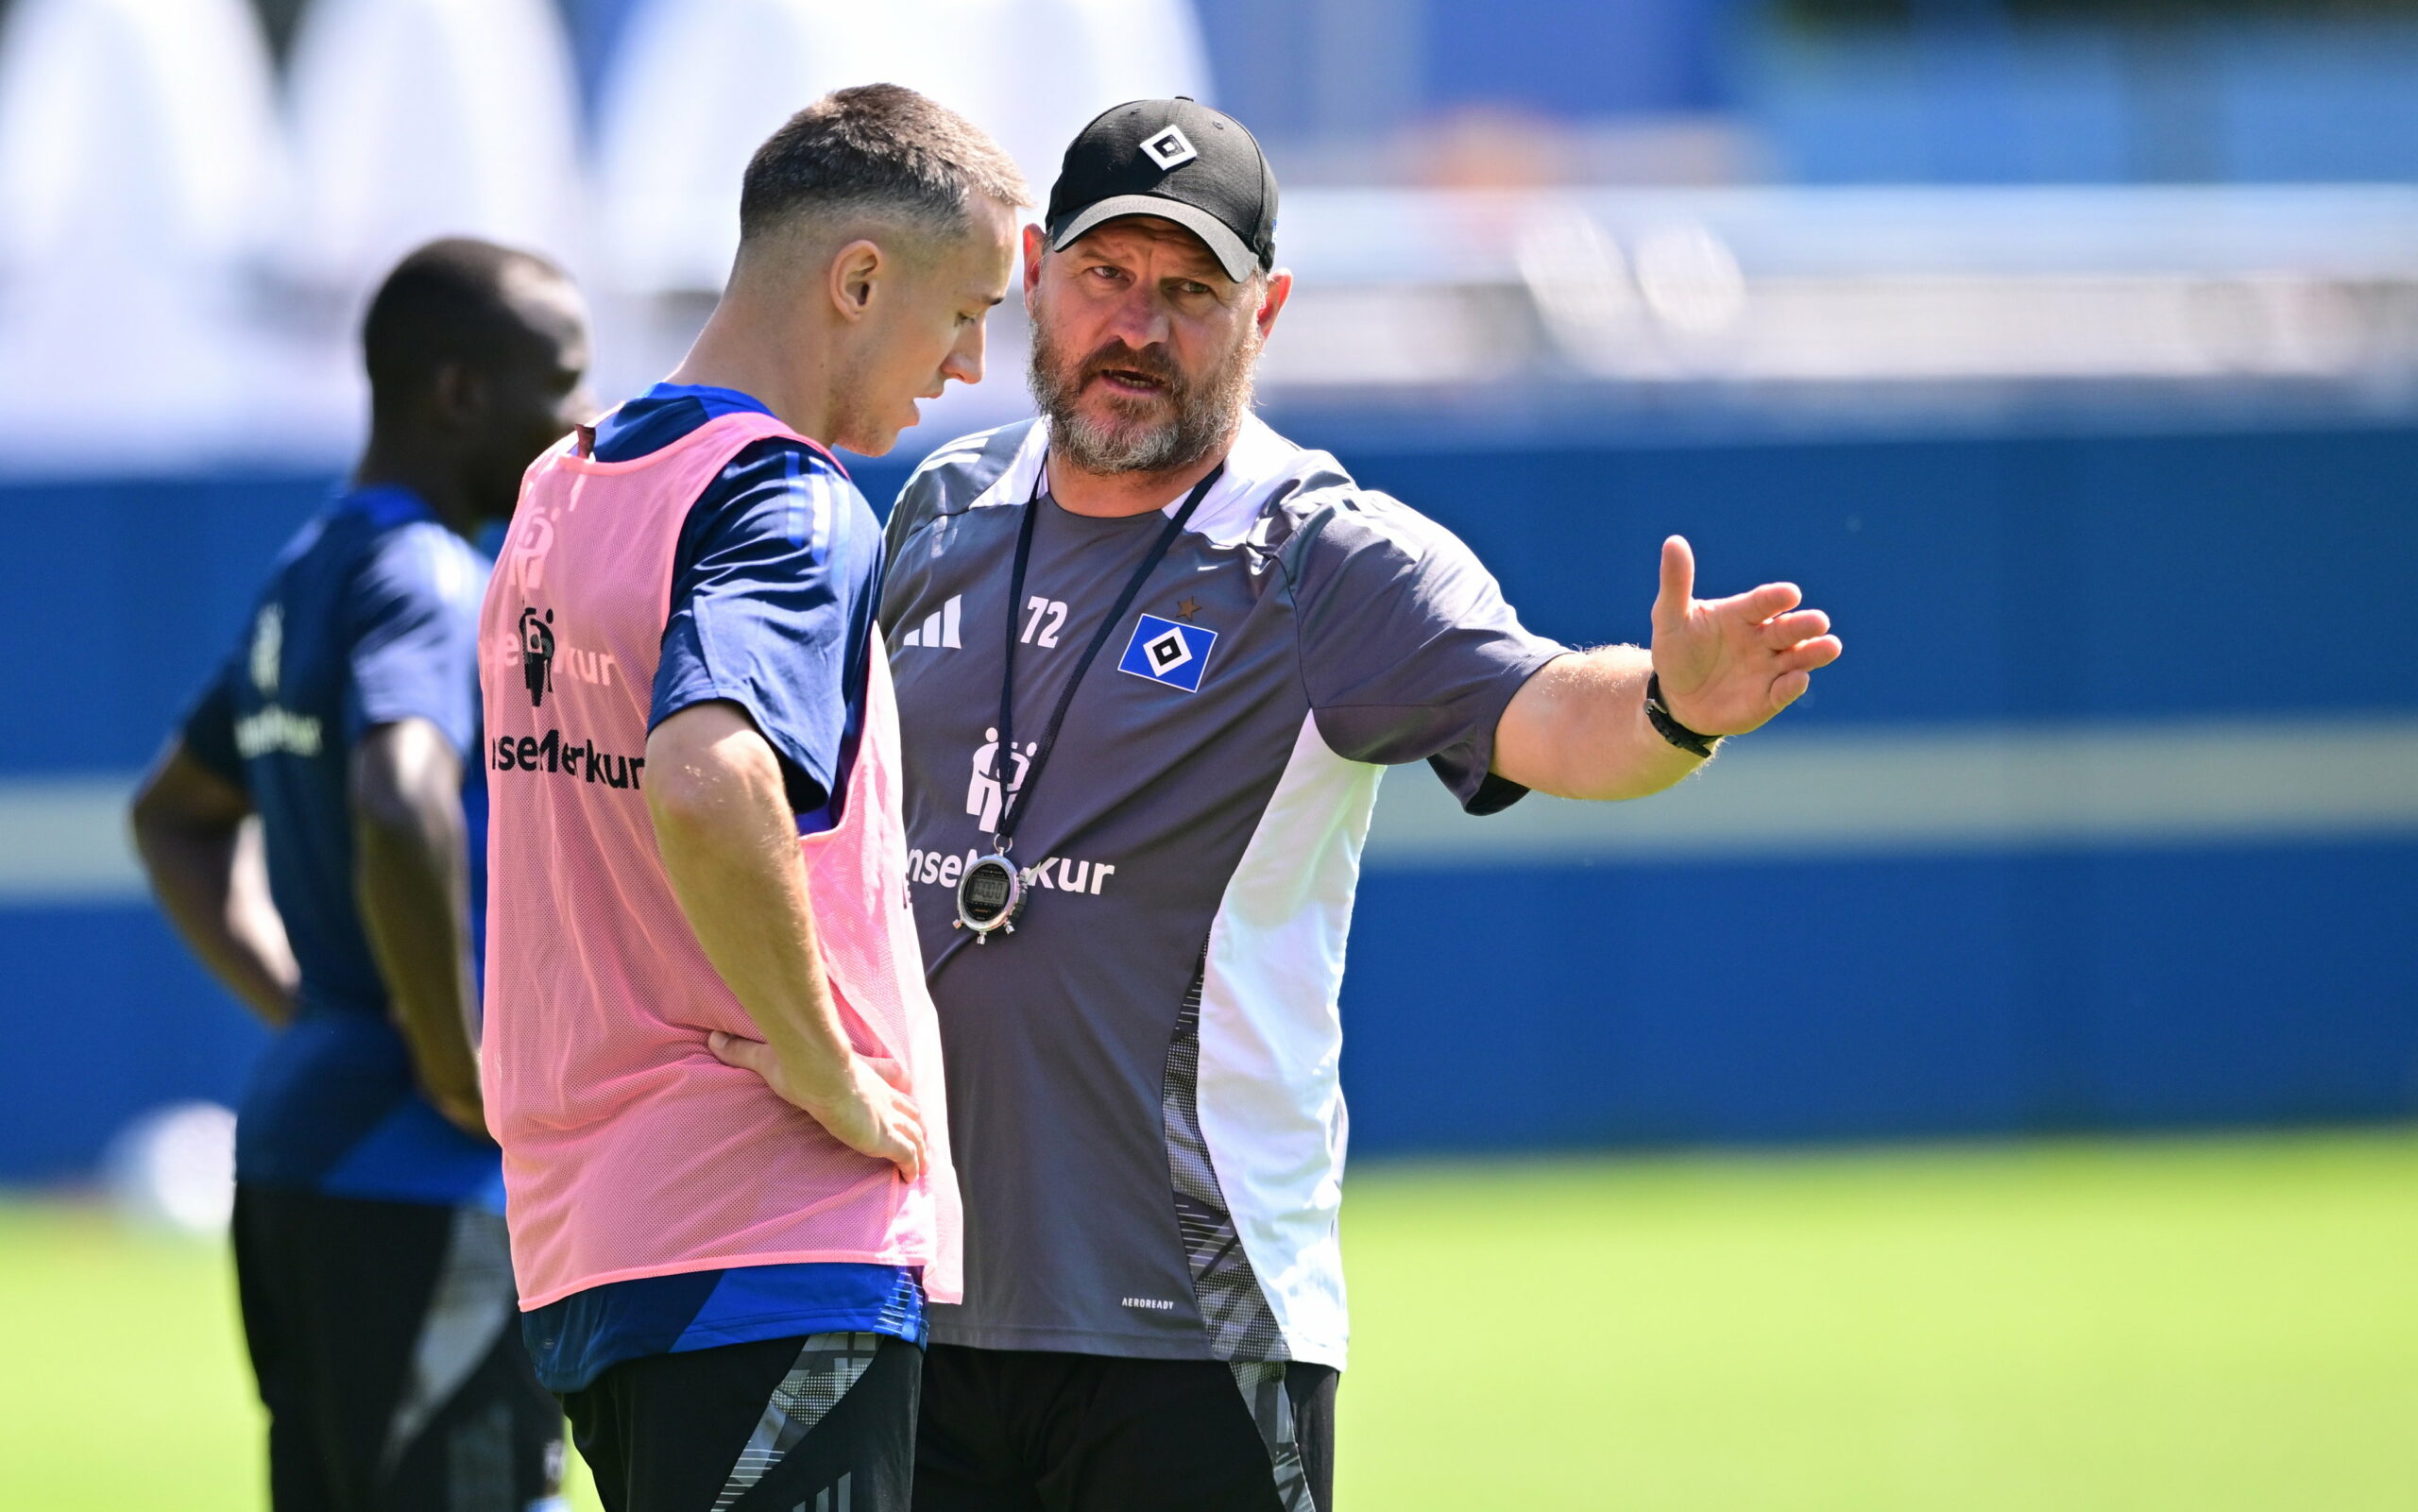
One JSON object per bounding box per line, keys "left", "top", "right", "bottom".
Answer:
{"left": 430, "top": 360, "right": 484, "bottom": 427}
{"left": 1255, "top": 269, "right": 1294, "bottom": 342}
{"left": 1021, "top": 224, "right": 1047, "bottom": 297}
{"left": 829, "top": 238, "right": 885, "bottom": 322}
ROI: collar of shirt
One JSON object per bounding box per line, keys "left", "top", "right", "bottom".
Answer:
{"left": 641, "top": 381, "right": 773, "bottom": 415}
{"left": 339, "top": 483, "right": 438, "bottom": 531}
{"left": 592, "top": 381, "right": 776, "bottom": 463}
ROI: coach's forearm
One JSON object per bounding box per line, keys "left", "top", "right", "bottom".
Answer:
{"left": 130, "top": 744, "right": 298, "bottom": 1027}
{"left": 352, "top": 720, "right": 485, "bottom": 1135}
{"left": 1490, "top": 647, "right": 1707, "bottom": 802}
{"left": 646, "top": 703, "right": 856, "bottom": 1094}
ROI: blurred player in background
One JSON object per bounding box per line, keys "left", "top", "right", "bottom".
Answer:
{"left": 129, "top": 238, "right": 593, "bottom": 1510}
{"left": 883, "top": 99, "right": 1844, "bottom": 1511}
{"left": 477, "top": 86, "right": 1024, "bottom": 1512}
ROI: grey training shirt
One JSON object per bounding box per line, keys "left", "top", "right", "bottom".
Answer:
{"left": 883, "top": 415, "right": 1565, "bottom": 1368}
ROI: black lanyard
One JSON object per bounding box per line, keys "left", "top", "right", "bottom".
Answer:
{"left": 988, "top": 455, "right": 1226, "bottom": 853}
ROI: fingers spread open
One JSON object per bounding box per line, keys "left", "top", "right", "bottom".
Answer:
{"left": 1778, "top": 635, "right": 1845, "bottom": 672}
{"left": 1763, "top": 608, "right": 1831, "bottom": 648}
{"left": 1736, "top": 581, "right": 1803, "bottom": 622}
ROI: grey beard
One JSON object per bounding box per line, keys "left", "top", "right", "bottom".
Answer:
{"left": 1029, "top": 328, "right": 1259, "bottom": 477}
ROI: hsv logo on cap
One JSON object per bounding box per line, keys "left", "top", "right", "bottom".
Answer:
{"left": 1118, "top": 614, "right": 1218, "bottom": 692}
{"left": 1140, "top": 125, "right": 1199, "bottom": 171}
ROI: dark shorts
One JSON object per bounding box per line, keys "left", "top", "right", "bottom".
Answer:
{"left": 563, "top": 1332, "right": 922, "bottom": 1512}
{"left": 913, "top": 1346, "right": 1336, "bottom": 1512}
{"left": 232, "top": 1183, "right": 563, "bottom": 1512}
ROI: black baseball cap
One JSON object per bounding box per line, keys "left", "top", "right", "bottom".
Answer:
{"left": 1044, "top": 97, "right": 1278, "bottom": 284}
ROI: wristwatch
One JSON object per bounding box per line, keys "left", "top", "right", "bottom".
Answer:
{"left": 1643, "top": 673, "right": 1721, "bottom": 759}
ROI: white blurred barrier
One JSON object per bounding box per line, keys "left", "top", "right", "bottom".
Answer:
{"left": 102, "top": 1100, "right": 237, "bottom": 1235}
{"left": 17, "top": 2, "right": 2415, "bottom": 473}
{"left": 0, "top": 0, "right": 1216, "bottom": 468}
{"left": 0, "top": 0, "right": 291, "bottom": 469}
{"left": 591, "top": 0, "right": 1207, "bottom": 297}
{"left": 593, "top": 0, "right": 964, "bottom": 295}
{"left": 1253, "top": 186, "right": 2418, "bottom": 398}
{"left": 970, "top": 0, "right": 1213, "bottom": 196}
{"left": 0, "top": 0, "right": 285, "bottom": 270}
{"left": 283, "top": 0, "right": 587, "bottom": 292}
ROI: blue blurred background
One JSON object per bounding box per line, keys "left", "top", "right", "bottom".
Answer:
{"left": 3, "top": 0, "right": 2413, "bottom": 1181}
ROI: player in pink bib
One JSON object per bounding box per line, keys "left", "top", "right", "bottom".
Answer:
{"left": 477, "top": 87, "right": 1028, "bottom": 1512}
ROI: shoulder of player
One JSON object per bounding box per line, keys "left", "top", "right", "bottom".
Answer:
{"left": 891, "top": 419, "right": 1039, "bottom": 528}
{"left": 1230, "top": 438, "right": 1461, "bottom": 581}
{"left": 354, "top": 516, "right": 486, "bottom": 614}
{"left": 708, "top": 433, "right": 860, "bottom": 495}
{"left": 683, "top": 435, "right": 871, "bottom": 538}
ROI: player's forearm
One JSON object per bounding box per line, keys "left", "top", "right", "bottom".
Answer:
{"left": 130, "top": 749, "right": 298, "bottom": 1027}
{"left": 355, "top": 812, "right": 482, "bottom": 1107}
{"left": 134, "top": 816, "right": 298, "bottom": 1026}
{"left": 646, "top": 704, "right": 857, "bottom": 1094}
{"left": 1490, "top": 646, "right": 1707, "bottom": 802}
{"left": 351, "top": 722, "right": 484, "bottom": 1130}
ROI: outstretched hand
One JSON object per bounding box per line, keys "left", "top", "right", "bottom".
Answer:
{"left": 1650, "top": 535, "right": 1843, "bottom": 737}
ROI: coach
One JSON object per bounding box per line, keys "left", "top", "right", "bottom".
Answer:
{"left": 881, "top": 99, "right": 1843, "bottom": 1511}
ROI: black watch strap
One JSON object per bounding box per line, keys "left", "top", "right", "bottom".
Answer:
{"left": 1644, "top": 672, "right": 1721, "bottom": 758}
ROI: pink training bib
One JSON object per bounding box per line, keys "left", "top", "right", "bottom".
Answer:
{"left": 477, "top": 411, "right": 960, "bottom": 1310}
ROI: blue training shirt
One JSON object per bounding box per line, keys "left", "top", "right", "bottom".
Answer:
{"left": 181, "top": 485, "right": 502, "bottom": 1208}
{"left": 517, "top": 382, "right": 919, "bottom": 1394}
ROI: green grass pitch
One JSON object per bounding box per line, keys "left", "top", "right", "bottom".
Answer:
{"left": 3, "top": 1131, "right": 2413, "bottom": 1510}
